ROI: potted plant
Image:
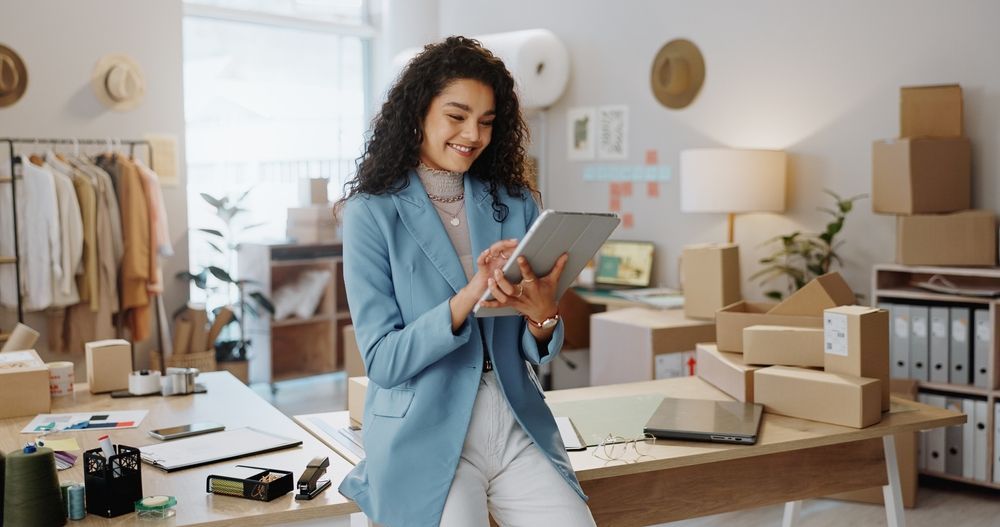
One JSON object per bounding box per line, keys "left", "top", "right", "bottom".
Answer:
{"left": 751, "top": 190, "right": 867, "bottom": 300}
{"left": 176, "top": 190, "right": 274, "bottom": 367}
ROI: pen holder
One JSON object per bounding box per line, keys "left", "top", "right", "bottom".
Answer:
{"left": 206, "top": 466, "right": 293, "bottom": 502}
{"left": 83, "top": 445, "right": 143, "bottom": 517}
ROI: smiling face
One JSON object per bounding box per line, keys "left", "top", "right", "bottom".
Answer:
{"left": 419, "top": 78, "right": 496, "bottom": 173}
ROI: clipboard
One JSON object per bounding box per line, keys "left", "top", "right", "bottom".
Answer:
{"left": 139, "top": 427, "right": 302, "bottom": 472}
{"left": 474, "top": 210, "right": 620, "bottom": 317}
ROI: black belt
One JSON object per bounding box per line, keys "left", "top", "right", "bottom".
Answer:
{"left": 477, "top": 319, "right": 492, "bottom": 372}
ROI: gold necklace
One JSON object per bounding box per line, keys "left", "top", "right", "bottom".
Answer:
{"left": 431, "top": 200, "right": 466, "bottom": 227}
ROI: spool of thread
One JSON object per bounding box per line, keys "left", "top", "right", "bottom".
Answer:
{"left": 59, "top": 481, "right": 73, "bottom": 515}
{"left": 67, "top": 485, "right": 85, "bottom": 521}
{"left": 3, "top": 444, "right": 67, "bottom": 527}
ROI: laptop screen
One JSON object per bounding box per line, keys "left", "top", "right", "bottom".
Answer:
{"left": 594, "top": 241, "right": 655, "bottom": 287}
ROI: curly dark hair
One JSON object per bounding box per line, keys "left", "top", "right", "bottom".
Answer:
{"left": 340, "top": 35, "right": 536, "bottom": 222}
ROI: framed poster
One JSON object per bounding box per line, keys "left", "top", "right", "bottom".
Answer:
{"left": 567, "top": 106, "right": 596, "bottom": 161}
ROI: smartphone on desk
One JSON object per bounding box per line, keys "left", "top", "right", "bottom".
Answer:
{"left": 149, "top": 422, "right": 225, "bottom": 441}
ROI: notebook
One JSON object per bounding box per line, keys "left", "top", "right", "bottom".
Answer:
{"left": 139, "top": 427, "right": 302, "bottom": 472}
{"left": 643, "top": 398, "right": 763, "bottom": 445}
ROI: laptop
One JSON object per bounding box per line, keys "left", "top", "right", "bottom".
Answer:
{"left": 643, "top": 398, "right": 763, "bottom": 445}
{"left": 588, "top": 240, "right": 655, "bottom": 291}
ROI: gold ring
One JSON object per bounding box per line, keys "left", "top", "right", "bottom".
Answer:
{"left": 515, "top": 284, "right": 524, "bottom": 298}
{"left": 522, "top": 278, "right": 535, "bottom": 283}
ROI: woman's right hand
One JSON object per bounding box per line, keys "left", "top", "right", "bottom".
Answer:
{"left": 449, "top": 238, "right": 520, "bottom": 331}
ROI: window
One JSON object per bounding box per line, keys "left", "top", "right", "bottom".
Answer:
{"left": 183, "top": 0, "right": 372, "bottom": 305}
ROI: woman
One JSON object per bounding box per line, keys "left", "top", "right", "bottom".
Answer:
{"left": 337, "top": 36, "right": 596, "bottom": 526}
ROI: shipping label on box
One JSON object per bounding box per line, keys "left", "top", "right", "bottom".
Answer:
{"left": 695, "top": 343, "right": 760, "bottom": 402}
{"left": 681, "top": 243, "right": 742, "bottom": 320}
{"left": 872, "top": 137, "right": 971, "bottom": 215}
{"left": 716, "top": 301, "right": 822, "bottom": 352}
{"left": 896, "top": 210, "right": 996, "bottom": 266}
{"left": 754, "top": 366, "right": 882, "bottom": 428}
{"left": 0, "top": 349, "right": 52, "bottom": 419}
{"left": 744, "top": 325, "right": 824, "bottom": 367}
{"left": 824, "top": 306, "right": 890, "bottom": 411}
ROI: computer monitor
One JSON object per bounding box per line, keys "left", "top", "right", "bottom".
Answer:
{"left": 594, "top": 240, "right": 655, "bottom": 288}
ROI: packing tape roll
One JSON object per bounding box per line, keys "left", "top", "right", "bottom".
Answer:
{"left": 128, "top": 370, "right": 162, "bottom": 395}
{"left": 46, "top": 362, "right": 75, "bottom": 397}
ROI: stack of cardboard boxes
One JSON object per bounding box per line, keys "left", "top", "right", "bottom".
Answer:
{"left": 287, "top": 177, "right": 339, "bottom": 244}
{"left": 872, "top": 84, "right": 997, "bottom": 266}
{"left": 697, "top": 272, "right": 891, "bottom": 429}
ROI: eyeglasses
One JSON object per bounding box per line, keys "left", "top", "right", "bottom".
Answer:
{"left": 591, "top": 433, "right": 657, "bottom": 463}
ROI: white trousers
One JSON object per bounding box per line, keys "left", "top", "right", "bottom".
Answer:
{"left": 439, "top": 371, "right": 596, "bottom": 527}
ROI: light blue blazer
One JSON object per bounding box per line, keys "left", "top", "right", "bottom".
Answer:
{"left": 337, "top": 171, "right": 585, "bottom": 526}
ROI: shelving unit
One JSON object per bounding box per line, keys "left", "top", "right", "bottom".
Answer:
{"left": 872, "top": 263, "right": 1000, "bottom": 489}
{"left": 238, "top": 242, "right": 349, "bottom": 386}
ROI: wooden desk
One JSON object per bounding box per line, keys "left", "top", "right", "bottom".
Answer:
{"left": 298, "top": 376, "right": 963, "bottom": 527}
{"left": 0, "top": 372, "right": 360, "bottom": 526}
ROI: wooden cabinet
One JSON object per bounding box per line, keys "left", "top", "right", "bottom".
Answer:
{"left": 872, "top": 263, "right": 1000, "bottom": 488}
{"left": 238, "top": 243, "right": 351, "bottom": 385}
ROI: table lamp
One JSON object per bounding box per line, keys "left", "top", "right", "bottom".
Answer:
{"left": 680, "top": 148, "right": 787, "bottom": 243}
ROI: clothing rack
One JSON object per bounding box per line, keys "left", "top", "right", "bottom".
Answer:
{"left": 1, "top": 138, "right": 158, "bottom": 356}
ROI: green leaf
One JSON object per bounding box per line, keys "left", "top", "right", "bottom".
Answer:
{"left": 235, "top": 187, "right": 254, "bottom": 206}
{"left": 200, "top": 193, "right": 224, "bottom": 208}
{"left": 206, "top": 240, "right": 225, "bottom": 255}
{"left": 207, "top": 266, "right": 236, "bottom": 283}
{"left": 249, "top": 292, "right": 275, "bottom": 315}
{"left": 198, "top": 228, "right": 225, "bottom": 239}
{"left": 765, "top": 290, "right": 784, "bottom": 301}
{"left": 241, "top": 300, "right": 260, "bottom": 318}
{"left": 175, "top": 270, "right": 208, "bottom": 289}
{"left": 241, "top": 221, "right": 268, "bottom": 231}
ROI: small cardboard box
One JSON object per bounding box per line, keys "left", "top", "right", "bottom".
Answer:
{"left": 681, "top": 243, "right": 742, "bottom": 320}
{"left": 872, "top": 137, "right": 971, "bottom": 215}
{"left": 896, "top": 210, "right": 997, "bottom": 266}
{"left": 84, "top": 339, "right": 133, "bottom": 394}
{"left": 829, "top": 379, "right": 919, "bottom": 508}
{"left": 824, "top": 305, "right": 891, "bottom": 411}
{"left": 298, "top": 177, "right": 330, "bottom": 205}
{"left": 348, "top": 376, "right": 369, "bottom": 428}
{"left": 768, "top": 272, "right": 856, "bottom": 316}
{"left": 754, "top": 366, "right": 882, "bottom": 428}
{"left": 715, "top": 301, "right": 822, "bottom": 353}
{"left": 0, "top": 350, "right": 51, "bottom": 419}
{"left": 695, "top": 343, "right": 760, "bottom": 402}
{"left": 286, "top": 205, "right": 339, "bottom": 243}
{"left": 343, "top": 325, "right": 365, "bottom": 379}
{"left": 591, "top": 308, "right": 715, "bottom": 385}
{"left": 743, "top": 325, "right": 824, "bottom": 367}
{"left": 900, "top": 84, "right": 963, "bottom": 138}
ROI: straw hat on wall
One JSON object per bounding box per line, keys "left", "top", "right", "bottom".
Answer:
{"left": 650, "top": 39, "right": 705, "bottom": 110}
{"left": 91, "top": 53, "right": 146, "bottom": 111}
{"left": 0, "top": 44, "right": 28, "bottom": 108}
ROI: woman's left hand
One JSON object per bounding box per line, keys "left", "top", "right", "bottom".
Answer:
{"left": 480, "top": 253, "right": 568, "bottom": 323}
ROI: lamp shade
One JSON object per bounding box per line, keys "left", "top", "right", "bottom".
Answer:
{"left": 680, "top": 148, "right": 787, "bottom": 213}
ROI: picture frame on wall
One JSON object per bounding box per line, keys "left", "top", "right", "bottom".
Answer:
{"left": 597, "top": 105, "right": 628, "bottom": 160}
{"left": 567, "top": 106, "right": 596, "bottom": 161}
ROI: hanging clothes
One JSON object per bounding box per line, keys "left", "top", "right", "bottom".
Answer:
{"left": 70, "top": 166, "right": 98, "bottom": 311}
{"left": 0, "top": 163, "right": 21, "bottom": 308}
{"left": 134, "top": 157, "right": 170, "bottom": 293}
{"left": 45, "top": 152, "right": 84, "bottom": 307}
{"left": 97, "top": 153, "right": 152, "bottom": 342}
{"left": 19, "top": 158, "right": 62, "bottom": 311}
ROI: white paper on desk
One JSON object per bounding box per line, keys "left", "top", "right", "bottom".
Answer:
{"left": 555, "top": 416, "right": 586, "bottom": 451}
{"left": 21, "top": 410, "right": 148, "bottom": 434}
{"left": 139, "top": 427, "right": 301, "bottom": 472}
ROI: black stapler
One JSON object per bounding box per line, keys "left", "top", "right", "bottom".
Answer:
{"left": 295, "top": 456, "right": 332, "bottom": 500}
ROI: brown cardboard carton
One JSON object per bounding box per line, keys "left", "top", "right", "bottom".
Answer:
{"left": 754, "top": 366, "right": 882, "bottom": 428}
{"left": 743, "top": 325, "right": 824, "bottom": 367}
{"left": 872, "top": 137, "right": 971, "bottom": 214}
{"left": 900, "top": 84, "right": 963, "bottom": 138}
{"left": 896, "top": 210, "right": 997, "bottom": 266}
{"left": 343, "top": 325, "right": 365, "bottom": 379}
{"left": 715, "top": 301, "right": 822, "bottom": 353}
{"left": 829, "top": 379, "right": 919, "bottom": 507}
{"left": 348, "top": 376, "right": 369, "bottom": 428}
{"left": 287, "top": 205, "right": 339, "bottom": 243}
{"left": 299, "top": 177, "right": 330, "bottom": 205}
{"left": 824, "top": 306, "right": 891, "bottom": 411}
{"left": 695, "top": 343, "right": 760, "bottom": 402}
{"left": 681, "top": 243, "right": 742, "bottom": 320}
{"left": 768, "top": 272, "right": 856, "bottom": 316}
{"left": 591, "top": 308, "right": 715, "bottom": 385}
{"left": 558, "top": 288, "right": 593, "bottom": 350}
{"left": 84, "top": 339, "right": 133, "bottom": 394}
{"left": 0, "top": 350, "right": 51, "bottom": 419}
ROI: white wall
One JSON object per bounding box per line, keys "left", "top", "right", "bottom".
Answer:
{"left": 0, "top": 0, "right": 188, "bottom": 362}
{"left": 437, "top": 0, "right": 1000, "bottom": 299}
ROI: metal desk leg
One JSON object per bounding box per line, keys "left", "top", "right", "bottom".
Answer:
{"left": 882, "top": 435, "right": 906, "bottom": 527}
{"left": 781, "top": 500, "right": 801, "bottom": 527}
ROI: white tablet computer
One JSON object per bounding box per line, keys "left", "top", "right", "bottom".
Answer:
{"left": 474, "top": 210, "right": 620, "bottom": 317}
